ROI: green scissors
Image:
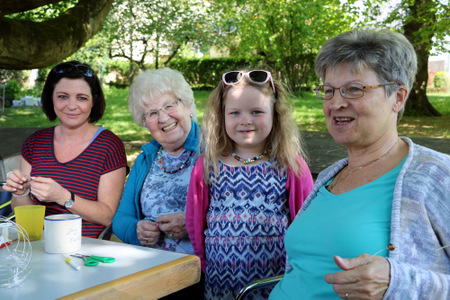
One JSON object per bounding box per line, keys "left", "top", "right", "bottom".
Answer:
{"left": 71, "top": 253, "right": 116, "bottom": 266}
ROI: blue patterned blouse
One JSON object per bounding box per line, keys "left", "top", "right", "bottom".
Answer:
{"left": 140, "top": 148, "right": 197, "bottom": 254}
{"left": 204, "top": 160, "right": 290, "bottom": 299}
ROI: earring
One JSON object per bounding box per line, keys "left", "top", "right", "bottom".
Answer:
{"left": 190, "top": 114, "right": 193, "bottom": 119}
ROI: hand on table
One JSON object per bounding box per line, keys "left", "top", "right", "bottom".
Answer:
{"left": 156, "top": 212, "right": 187, "bottom": 240}
{"left": 324, "top": 254, "right": 390, "bottom": 299}
{"left": 137, "top": 220, "right": 161, "bottom": 247}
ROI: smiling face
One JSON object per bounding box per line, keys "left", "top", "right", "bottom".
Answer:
{"left": 144, "top": 92, "right": 192, "bottom": 155}
{"left": 323, "top": 64, "right": 401, "bottom": 150}
{"left": 224, "top": 85, "right": 274, "bottom": 155}
{"left": 53, "top": 78, "right": 94, "bottom": 129}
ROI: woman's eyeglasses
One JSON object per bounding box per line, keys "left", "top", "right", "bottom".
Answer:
{"left": 53, "top": 62, "right": 95, "bottom": 77}
{"left": 143, "top": 99, "right": 181, "bottom": 123}
{"left": 315, "top": 82, "right": 398, "bottom": 100}
{"left": 222, "top": 70, "right": 276, "bottom": 93}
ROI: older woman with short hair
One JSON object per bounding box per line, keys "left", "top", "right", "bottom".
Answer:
{"left": 269, "top": 29, "right": 450, "bottom": 299}
{"left": 112, "top": 67, "right": 200, "bottom": 253}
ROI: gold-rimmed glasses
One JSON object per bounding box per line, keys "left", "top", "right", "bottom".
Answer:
{"left": 314, "top": 82, "right": 398, "bottom": 100}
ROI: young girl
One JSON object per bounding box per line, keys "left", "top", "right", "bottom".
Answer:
{"left": 186, "top": 70, "right": 314, "bottom": 299}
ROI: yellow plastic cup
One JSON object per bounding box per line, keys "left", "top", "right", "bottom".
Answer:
{"left": 14, "top": 205, "right": 46, "bottom": 241}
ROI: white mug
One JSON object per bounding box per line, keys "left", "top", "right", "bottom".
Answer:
{"left": 44, "top": 214, "right": 82, "bottom": 254}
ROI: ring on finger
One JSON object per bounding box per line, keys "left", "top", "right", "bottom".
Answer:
{"left": 6, "top": 171, "right": 13, "bottom": 179}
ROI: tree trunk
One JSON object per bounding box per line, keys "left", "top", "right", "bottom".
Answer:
{"left": 0, "top": 0, "right": 113, "bottom": 70}
{"left": 155, "top": 36, "right": 160, "bottom": 70}
{"left": 403, "top": 47, "right": 441, "bottom": 116}
{"left": 402, "top": 0, "right": 441, "bottom": 116}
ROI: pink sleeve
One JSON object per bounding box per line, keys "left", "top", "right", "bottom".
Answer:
{"left": 186, "top": 156, "right": 209, "bottom": 272}
{"left": 287, "top": 155, "right": 314, "bottom": 222}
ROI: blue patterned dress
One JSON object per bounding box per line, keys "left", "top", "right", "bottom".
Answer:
{"left": 204, "top": 160, "right": 290, "bottom": 299}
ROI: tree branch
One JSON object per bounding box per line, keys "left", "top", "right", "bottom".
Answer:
{"left": 0, "top": 0, "right": 113, "bottom": 69}
{"left": 0, "top": 0, "right": 62, "bottom": 16}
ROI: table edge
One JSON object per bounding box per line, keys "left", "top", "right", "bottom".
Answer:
{"left": 57, "top": 254, "right": 201, "bottom": 300}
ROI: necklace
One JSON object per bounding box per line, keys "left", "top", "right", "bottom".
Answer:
{"left": 157, "top": 147, "right": 194, "bottom": 174}
{"left": 327, "top": 139, "right": 400, "bottom": 192}
{"left": 231, "top": 149, "right": 269, "bottom": 164}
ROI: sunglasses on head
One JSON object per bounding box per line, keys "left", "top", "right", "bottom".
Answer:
{"left": 53, "top": 62, "right": 95, "bottom": 77}
{"left": 222, "top": 70, "right": 276, "bottom": 93}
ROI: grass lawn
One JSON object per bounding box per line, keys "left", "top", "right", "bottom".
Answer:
{"left": 1, "top": 87, "right": 449, "bottom": 167}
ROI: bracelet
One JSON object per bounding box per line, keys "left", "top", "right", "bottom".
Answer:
{"left": 12, "top": 187, "right": 31, "bottom": 198}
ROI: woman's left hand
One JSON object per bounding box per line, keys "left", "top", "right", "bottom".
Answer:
{"left": 30, "top": 176, "right": 67, "bottom": 205}
{"left": 156, "top": 212, "right": 187, "bottom": 240}
{"left": 324, "top": 254, "right": 390, "bottom": 299}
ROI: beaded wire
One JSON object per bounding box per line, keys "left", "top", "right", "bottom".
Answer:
{"left": 157, "top": 147, "right": 194, "bottom": 174}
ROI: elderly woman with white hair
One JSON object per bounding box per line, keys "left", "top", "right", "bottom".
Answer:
{"left": 112, "top": 68, "right": 200, "bottom": 255}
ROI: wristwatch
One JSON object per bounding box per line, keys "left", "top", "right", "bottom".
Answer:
{"left": 64, "top": 192, "right": 75, "bottom": 209}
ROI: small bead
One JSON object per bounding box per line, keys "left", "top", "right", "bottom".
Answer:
{"left": 387, "top": 244, "right": 396, "bottom": 251}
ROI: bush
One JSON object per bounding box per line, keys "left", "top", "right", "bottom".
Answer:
{"left": 103, "top": 60, "right": 139, "bottom": 88}
{"left": 5, "top": 80, "right": 21, "bottom": 99}
{"left": 167, "top": 57, "right": 265, "bottom": 89}
{"left": 434, "top": 71, "right": 450, "bottom": 90}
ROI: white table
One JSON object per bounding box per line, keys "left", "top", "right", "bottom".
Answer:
{"left": 0, "top": 236, "right": 200, "bottom": 299}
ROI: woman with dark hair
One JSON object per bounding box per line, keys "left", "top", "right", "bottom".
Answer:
{"left": 4, "top": 60, "right": 128, "bottom": 238}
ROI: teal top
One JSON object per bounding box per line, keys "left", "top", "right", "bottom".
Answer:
{"left": 270, "top": 157, "right": 406, "bottom": 299}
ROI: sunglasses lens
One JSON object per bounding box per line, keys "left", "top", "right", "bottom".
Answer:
{"left": 77, "top": 65, "right": 94, "bottom": 77}
{"left": 224, "top": 72, "right": 241, "bottom": 84}
{"left": 248, "top": 71, "right": 269, "bottom": 83}
{"left": 53, "top": 63, "right": 73, "bottom": 74}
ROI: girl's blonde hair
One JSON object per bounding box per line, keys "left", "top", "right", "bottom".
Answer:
{"left": 201, "top": 71, "right": 308, "bottom": 182}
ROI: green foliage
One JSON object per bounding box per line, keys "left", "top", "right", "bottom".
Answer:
{"left": 31, "top": 67, "right": 52, "bottom": 96}
{"left": 67, "top": 34, "right": 110, "bottom": 72}
{"left": 434, "top": 71, "right": 450, "bottom": 90}
{"left": 0, "top": 70, "right": 23, "bottom": 92}
{"left": 5, "top": 81, "right": 21, "bottom": 99}
{"left": 215, "top": 0, "right": 357, "bottom": 91}
{"left": 104, "top": 0, "right": 222, "bottom": 72}
{"left": 378, "top": 0, "right": 450, "bottom": 53}
{"left": 167, "top": 57, "right": 265, "bottom": 89}
{"left": 5, "top": 1, "right": 77, "bottom": 20}
{"left": 103, "top": 60, "right": 139, "bottom": 88}
{"left": 359, "top": 0, "right": 449, "bottom": 57}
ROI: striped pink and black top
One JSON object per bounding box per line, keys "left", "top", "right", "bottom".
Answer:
{"left": 21, "top": 127, "right": 128, "bottom": 238}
